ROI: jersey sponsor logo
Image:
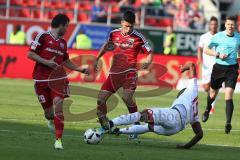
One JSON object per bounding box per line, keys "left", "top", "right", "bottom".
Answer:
{"left": 45, "top": 47, "right": 64, "bottom": 56}
{"left": 114, "top": 38, "right": 134, "bottom": 50}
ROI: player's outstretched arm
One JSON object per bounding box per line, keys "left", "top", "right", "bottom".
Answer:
{"left": 27, "top": 51, "right": 58, "bottom": 69}
{"left": 64, "top": 60, "right": 89, "bottom": 75}
{"left": 94, "top": 41, "right": 114, "bottom": 71}
{"left": 142, "top": 51, "right": 153, "bottom": 69}
{"left": 180, "top": 63, "right": 197, "bottom": 78}
{"left": 204, "top": 47, "right": 218, "bottom": 56}
{"left": 197, "top": 47, "right": 203, "bottom": 65}
{"left": 176, "top": 122, "right": 203, "bottom": 149}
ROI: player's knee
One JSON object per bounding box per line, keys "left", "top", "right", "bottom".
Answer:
{"left": 209, "top": 91, "right": 217, "bottom": 99}
{"left": 53, "top": 97, "right": 63, "bottom": 106}
{"left": 202, "top": 84, "right": 210, "bottom": 92}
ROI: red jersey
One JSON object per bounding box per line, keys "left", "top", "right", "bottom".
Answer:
{"left": 29, "top": 31, "right": 69, "bottom": 81}
{"left": 108, "top": 28, "right": 152, "bottom": 73}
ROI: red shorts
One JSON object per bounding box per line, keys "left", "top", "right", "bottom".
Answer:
{"left": 34, "top": 81, "right": 69, "bottom": 110}
{"left": 101, "top": 71, "right": 137, "bottom": 93}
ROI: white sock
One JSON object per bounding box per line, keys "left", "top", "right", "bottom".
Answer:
{"left": 120, "top": 124, "right": 149, "bottom": 134}
{"left": 112, "top": 112, "right": 141, "bottom": 126}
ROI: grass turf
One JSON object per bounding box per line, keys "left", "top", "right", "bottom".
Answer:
{"left": 0, "top": 78, "right": 239, "bottom": 160}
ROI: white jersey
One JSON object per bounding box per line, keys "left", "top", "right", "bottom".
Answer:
{"left": 170, "top": 78, "right": 199, "bottom": 128}
{"left": 198, "top": 32, "right": 216, "bottom": 75}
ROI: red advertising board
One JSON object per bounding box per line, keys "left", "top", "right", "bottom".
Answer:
{"left": 0, "top": 44, "right": 202, "bottom": 87}
{"left": 0, "top": 19, "right": 76, "bottom": 45}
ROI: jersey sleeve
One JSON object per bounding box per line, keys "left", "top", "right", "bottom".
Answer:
{"left": 63, "top": 41, "right": 69, "bottom": 61}
{"left": 29, "top": 32, "right": 44, "bottom": 53}
{"left": 108, "top": 31, "right": 113, "bottom": 42}
{"left": 208, "top": 34, "right": 219, "bottom": 49}
{"left": 141, "top": 37, "right": 152, "bottom": 54}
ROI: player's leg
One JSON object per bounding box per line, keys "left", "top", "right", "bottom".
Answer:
{"left": 202, "top": 75, "right": 218, "bottom": 115}
{"left": 224, "top": 87, "right": 234, "bottom": 133}
{"left": 34, "top": 82, "right": 54, "bottom": 133}
{"left": 202, "top": 87, "right": 219, "bottom": 122}
{"left": 114, "top": 108, "right": 182, "bottom": 136}
{"left": 117, "top": 124, "right": 150, "bottom": 135}
{"left": 52, "top": 96, "right": 64, "bottom": 149}
{"left": 97, "top": 74, "right": 117, "bottom": 129}
{"left": 202, "top": 64, "right": 224, "bottom": 122}
{"left": 122, "top": 89, "right": 138, "bottom": 113}
{"left": 97, "top": 90, "right": 113, "bottom": 129}
{"left": 122, "top": 71, "right": 138, "bottom": 113}
{"left": 110, "top": 112, "right": 141, "bottom": 126}
{"left": 224, "top": 65, "right": 238, "bottom": 134}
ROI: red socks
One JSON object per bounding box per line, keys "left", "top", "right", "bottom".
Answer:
{"left": 54, "top": 113, "right": 64, "bottom": 139}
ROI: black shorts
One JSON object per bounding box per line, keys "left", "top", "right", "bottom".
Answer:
{"left": 210, "top": 63, "right": 239, "bottom": 90}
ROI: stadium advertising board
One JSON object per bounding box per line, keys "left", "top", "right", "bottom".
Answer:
{"left": 0, "top": 19, "right": 203, "bottom": 55}
{"left": 0, "top": 45, "right": 196, "bottom": 86}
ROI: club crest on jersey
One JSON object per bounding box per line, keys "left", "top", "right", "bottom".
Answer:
{"left": 60, "top": 43, "right": 65, "bottom": 49}
{"left": 120, "top": 38, "right": 134, "bottom": 50}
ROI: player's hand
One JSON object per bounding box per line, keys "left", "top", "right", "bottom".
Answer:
{"left": 81, "top": 68, "right": 90, "bottom": 75}
{"left": 46, "top": 56, "right": 58, "bottom": 69}
{"left": 176, "top": 144, "right": 190, "bottom": 149}
{"left": 197, "top": 59, "right": 202, "bottom": 65}
{"left": 219, "top": 54, "right": 228, "bottom": 59}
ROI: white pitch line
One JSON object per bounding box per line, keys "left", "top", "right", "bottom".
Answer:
{"left": 0, "top": 129, "right": 239, "bottom": 148}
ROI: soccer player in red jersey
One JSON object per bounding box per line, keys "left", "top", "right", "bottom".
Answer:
{"left": 94, "top": 11, "right": 153, "bottom": 136}
{"left": 28, "top": 14, "right": 89, "bottom": 149}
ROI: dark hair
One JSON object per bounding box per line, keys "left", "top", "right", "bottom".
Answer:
{"left": 51, "top": 13, "right": 70, "bottom": 28}
{"left": 226, "top": 15, "right": 237, "bottom": 22}
{"left": 210, "top": 16, "right": 218, "bottom": 22}
{"left": 122, "top": 10, "right": 135, "bottom": 24}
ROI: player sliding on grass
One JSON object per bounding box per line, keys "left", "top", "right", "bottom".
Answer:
{"left": 102, "top": 63, "right": 203, "bottom": 149}
{"left": 28, "top": 14, "right": 89, "bottom": 150}
{"left": 94, "top": 10, "right": 153, "bottom": 139}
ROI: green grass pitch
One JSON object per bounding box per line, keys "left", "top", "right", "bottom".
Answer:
{"left": 0, "top": 78, "right": 239, "bottom": 160}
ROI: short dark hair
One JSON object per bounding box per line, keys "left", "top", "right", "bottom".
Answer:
{"left": 122, "top": 10, "right": 135, "bottom": 24}
{"left": 226, "top": 15, "right": 237, "bottom": 22}
{"left": 210, "top": 16, "right": 218, "bottom": 22}
{"left": 51, "top": 13, "right": 70, "bottom": 28}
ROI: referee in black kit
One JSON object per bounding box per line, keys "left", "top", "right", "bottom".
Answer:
{"left": 202, "top": 16, "right": 240, "bottom": 134}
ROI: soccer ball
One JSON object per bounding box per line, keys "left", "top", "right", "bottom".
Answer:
{"left": 84, "top": 128, "right": 103, "bottom": 144}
